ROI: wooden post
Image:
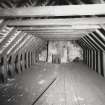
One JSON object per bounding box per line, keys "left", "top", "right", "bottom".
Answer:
{"left": 28, "top": 52, "right": 30, "bottom": 68}
{"left": 18, "top": 53, "right": 22, "bottom": 73}
{"left": 98, "top": 51, "right": 101, "bottom": 74}
{"left": 2, "top": 56, "right": 8, "bottom": 83}
{"left": 103, "top": 52, "right": 105, "bottom": 77}
{"left": 33, "top": 50, "right": 35, "bottom": 65}
{"left": 86, "top": 49, "right": 88, "bottom": 65}
{"left": 87, "top": 49, "right": 89, "bottom": 66}
{"left": 46, "top": 40, "right": 49, "bottom": 62}
{"left": 83, "top": 49, "right": 85, "bottom": 63}
{"left": 88, "top": 49, "right": 90, "bottom": 67}
{"left": 91, "top": 50, "right": 94, "bottom": 70}
{"left": 100, "top": 51, "right": 104, "bottom": 76}
{"left": 22, "top": 53, "right": 25, "bottom": 71}
{"left": 94, "top": 50, "right": 97, "bottom": 72}
{"left": 96, "top": 50, "right": 99, "bottom": 73}
{"left": 29, "top": 51, "right": 31, "bottom": 66}
{"left": 88, "top": 49, "right": 90, "bottom": 68}
{"left": 31, "top": 51, "right": 33, "bottom": 66}
{"left": 26, "top": 52, "right": 29, "bottom": 69}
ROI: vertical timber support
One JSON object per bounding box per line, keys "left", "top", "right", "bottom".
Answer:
{"left": 87, "top": 49, "right": 89, "bottom": 66}
{"left": 18, "top": 53, "right": 22, "bottom": 73}
{"left": 98, "top": 51, "right": 101, "bottom": 75}
{"left": 94, "top": 50, "right": 97, "bottom": 72}
{"left": 91, "top": 50, "right": 94, "bottom": 70}
{"left": 30, "top": 51, "right": 32, "bottom": 67}
{"left": 32, "top": 50, "right": 35, "bottom": 65}
{"left": 22, "top": 53, "right": 25, "bottom": 71}
{"left": 28, "top": 52, "right": 29, "bottom": 68}
{"left": 103, "top": 52, "right": 105, "bottom": 77}
{"left": 2, "top": 56, "right": 7, "bottom": 83}
{"left": 96, "top": 50, "right": 99, "bottom": 73}
{"left": 24, "top": 52, "right": 26, "bottom": 69}
{"left": 34, "top": 50, "right": 36, "bottom": 64}
{"left": 83, "top": 49, "right": 85, "bottom": 63}
{"left": 86, "top": 49, "right": 88, "bottom": 64}
{"left": 46, "top": 40, "right": 49, "bottom": 62}
{"left": 85, "top": 49, "right": 87, "bottom": 64}
{"left": 26, "top": 52, "right": 29, "bottom": 69}
{"left": 88, "top": 49, "right": 90, "bottom": 68}
{"left": 31, "top": 51, "right": 33, "bottom": 66}
{"left": 90, "top": 50, "right": 92, "bottom": 69}
{"left": 100, "top": 51, "right": 104, "bottom": 76}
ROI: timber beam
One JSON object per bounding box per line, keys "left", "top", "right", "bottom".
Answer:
{"left": 17, "top": 25, "right": 100, "bottom": 30}
{"left": 24, "top": 29, "right": 94, "bottom": 34}
{"left": 30, "top": 34, "right": 85, "bottom": 39}
{"left": 0, "top": 4, "right": 105, "bottom": 17}
{"left": 43, "top": 37, "right": 80, "bottom": 40}
{"left": 6, "top": 18, "right": 105, "bottom": 26}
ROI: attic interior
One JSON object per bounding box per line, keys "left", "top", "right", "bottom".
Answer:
{"left": 1, "top": 0, "right": 105, "bottom": 105}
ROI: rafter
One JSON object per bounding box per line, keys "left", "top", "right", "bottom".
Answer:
{"left": 3, "top": 32, "right": 24, "bottom": 55}
{"left": 50, "top": 1, "right": 57, "bottom": 5}
{"left": 0, "top": 30, "right": 21, "bottom": 54}
{"left": 42, "top": 0, "right": 50, "bottom": 6}
{"left": 65, "top": 0, "right": 72, "bottom": 4}
{"left": 1, "top": 3, "right": 10, "bottom": 8}
{"left": 6, "top": 0, "right": 16, "bottom": 8}
{"left": 7, "top": 33, "right": 27, "bottom": 55}
{"left": 100, "top": 0, "right": 105, "bottom": 3}
{"left": 0, "top": 4, "right": 105, "bottom": 17}
{"left": 0, "top": 19, "right": 4, "bottom": 24}
{"left": 19, "top": 37, "right": 35, "bottom": 52}
{"left": 92, "top": 0, "right": 104, "bottom": 3}
{"left": 13, "top": 35, "right": 32, "bottom": 54}
{"left": 95, "top": 29, "right": 105, "bottom": 41}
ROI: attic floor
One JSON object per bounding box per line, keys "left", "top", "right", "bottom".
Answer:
{"left": 0, "top": 62, "right": 105, "bottom": 105}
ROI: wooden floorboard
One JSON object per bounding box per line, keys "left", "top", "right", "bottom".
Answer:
{"left": 0, "top": 63, "right": 57, "bottom": 105}
{"left": 35, "top": 62, "right": 105, "bottom": 105}
{"left": 1, "top": 62, "right": 105, "bottom": 105}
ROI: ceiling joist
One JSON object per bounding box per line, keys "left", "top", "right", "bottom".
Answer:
{"left": 43, "top": 37, "right": 80, "bottom": 40}
{"left": 29, "top": 32, "right": 86, "bottom": 36}
{"left": 31, "top": 33, "right": 84, "bottom": 36}
{"left": 0, "top": 4, "right": 105, "bottom": 17}
{"left": 22, "top": 29, "right": 95, "bottom": 32}
{"left": 17, "top": 25, "right": 100, "bottom": 31}
{"left": 31, "top": 33, "right": 85, "bottom": 39}
{"left": 24, "top": 29, "right": 94, "bottom": 34}
{"left": 6, "top": 17, "right": 105, "bottom": 26}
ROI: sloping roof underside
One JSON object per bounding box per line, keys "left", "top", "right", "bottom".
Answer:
{"left": 0, "top": 20, "right": 46, "bottom": 58}
{"left": 0, "top": 0, "right": 104, "bottom": 8}
{"left": 0, "top": 0, "right": 105, "bottom": 58}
